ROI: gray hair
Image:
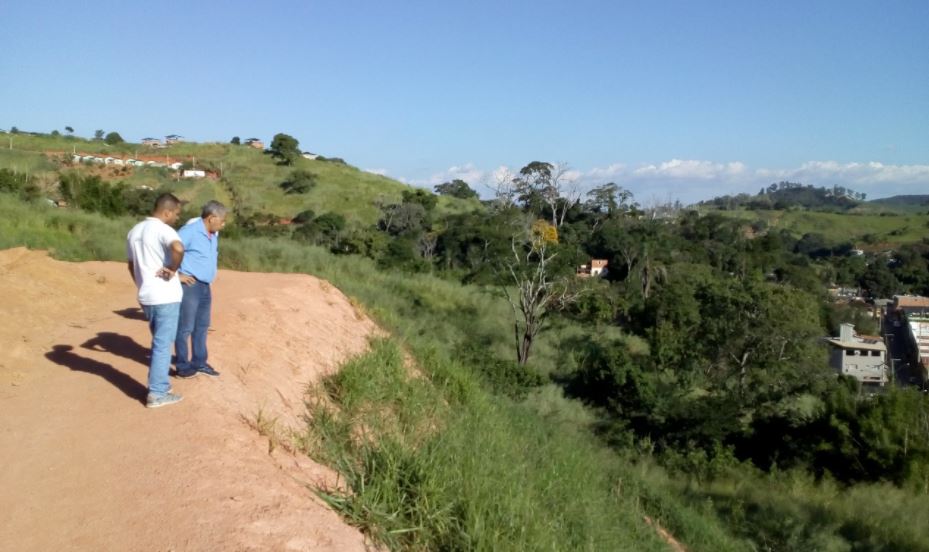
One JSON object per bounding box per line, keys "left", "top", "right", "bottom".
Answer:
{"left": 201, "top": 200, "right": 227, "bottom": 219}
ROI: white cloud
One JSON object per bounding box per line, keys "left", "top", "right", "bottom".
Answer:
{"left": 364, "top": 168, "right": 390, "bottom": 176}
{"left": 392, "top": 159, "right": 929, "bottom": 204}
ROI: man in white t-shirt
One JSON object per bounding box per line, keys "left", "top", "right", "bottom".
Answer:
{"left": 127, "top": 193, "right": 186, "bottom": 408}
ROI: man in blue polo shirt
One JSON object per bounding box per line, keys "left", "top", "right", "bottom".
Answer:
{"left": 175, "top": 200, "right": 227, "bottom": 378}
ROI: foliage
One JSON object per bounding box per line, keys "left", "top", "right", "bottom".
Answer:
{"left": 103, "top": 131, "right": 124, "bottom": 145}
{"left": 279, "top": 169, "right": 317, "bottom": 194}
{"left": 434, "top": 179, "right": 478, "bottom": 200}
{"left": 0, "top": 168, "right": 41, "bottom": 202}
{"left": 269, "top": 132, "right": 301, "bottom": 165}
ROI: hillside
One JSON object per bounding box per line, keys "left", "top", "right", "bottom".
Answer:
{"left": 867, "top": 194, "right": 929, "bottom": 213}
{"left": 0, "top": 131, "right": 480, "bottom": 226}
{"left": 709, "top": 208, "right": 929, "bottom": 248}
{"left": 0, "top": 248, "right": 378, "bottom": 550}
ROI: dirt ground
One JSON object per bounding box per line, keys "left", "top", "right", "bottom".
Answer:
{"left": 0, "top": 247, "right": 380, "bottom": 551}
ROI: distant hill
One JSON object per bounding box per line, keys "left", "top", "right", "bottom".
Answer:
{"left": 866, "top": 195, "right": 929, "bottom": 213}
{"left": 699, "top": 181, "right": 864, "bottom": 212}
{"left": 869, "top": 195, "right": 929, "bottom": 205}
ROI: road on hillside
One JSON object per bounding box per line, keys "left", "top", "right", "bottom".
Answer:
{"left": 882, "top": 309, "right": 922, "bottom": 389}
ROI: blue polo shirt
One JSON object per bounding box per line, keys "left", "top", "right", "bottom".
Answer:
{"left": 178, "top": 217, "right": 219, "bottom": 284}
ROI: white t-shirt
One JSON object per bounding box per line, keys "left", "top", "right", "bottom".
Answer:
{"left": 126, "top": 217, "right": 183, "bottom": 305}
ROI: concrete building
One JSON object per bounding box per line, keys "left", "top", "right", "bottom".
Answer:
{"left": 577, "top": 259, "right": 609, "bottom": 278}
{"left": 826, "top": 323, "right": 888, "bottom": 385}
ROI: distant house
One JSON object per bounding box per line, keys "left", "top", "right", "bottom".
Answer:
{"left": 577, "top": 259, "right": 609, "bottom": 278}
{"left": 893, "top": 295, "right": 929, "bottom": 316}
{"left": 825, "top": 323, "right": 888, "bottom": 385}
{"left": 182, "top": 169, "right": 206, "bottom": 179}
{"left": 302, "top": 151, "right": 319, "bottom": 160}
{"left": 165, "top": 134, "right": 184, "bottom": 145}
{"left": 168, "top": 162, "right": 184, "bottom": 171}
{"left": 245, "top": 138, "right": 264, "bottom": 149}
{"left": 71, "top": 154, "right": 82, "bottom": 163}
{"left": 141, "top": 137, "right": 161, "bottom": 147}
{"left": 103, "top": 157, "right": 115, "bottom": 165}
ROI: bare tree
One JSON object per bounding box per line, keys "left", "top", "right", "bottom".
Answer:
{"left": 418, "top": 231, "right": 438, "bottom": 262}
{"left": 485, "top": 166, "right": 517, "bottom": 211}
{"left": 499, "top": 220, "right": 576, "bottom": 365}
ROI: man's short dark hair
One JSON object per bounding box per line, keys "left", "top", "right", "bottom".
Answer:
{"left": 153, "top": 193, "right": 181, "bottom": 213}
{"left": 201, "top": 200, "right": 227, "bottom": 219}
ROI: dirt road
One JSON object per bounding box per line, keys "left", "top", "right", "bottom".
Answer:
{"left": 0, "top": 247, "right": 378, "bottom": 551}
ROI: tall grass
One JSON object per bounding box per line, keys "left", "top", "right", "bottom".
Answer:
{"left": 302, "top": 338, "right": 676, "bottom": 551}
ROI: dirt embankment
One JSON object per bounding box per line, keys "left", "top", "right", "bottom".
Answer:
{"left": 0, "top": 247, "right": 379, "bottom": 551}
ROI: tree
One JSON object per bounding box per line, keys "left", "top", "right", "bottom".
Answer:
{"left": 103, "top": 131, "right": 124, "bottom": 145}
{"left": 585, "top": 182, "right": 635, "bottom": 218}
{"left": 512, "top": 161, "right": 579, "bottom": 228}
{"left": 434, "top": 179, "right": 478, "bottom": 200}
{"left": 230, "top": 136, "right": 240, "bottom": 145}
{"left": 65, "top": 126, "right": 74, "bottom": 135}
{"left": 280, "top": 170, "right": 317, "bottom": 194}
{"left": 270, "top": 133, "right": 301, "bottom": 165}
{"left": 500, "top": 219, "right": 575, "bottom": 365}
{"left": 94, "top": 129, "right": 104, "bottom": 140}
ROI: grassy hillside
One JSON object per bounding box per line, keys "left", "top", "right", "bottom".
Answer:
{"left": 715, "top": 208, "right": 929, "bottom": 248}
{"left": 0, "top": 131, "right": 480, "bottom": 225}
{"left": 5, "top": 192, "right": 929, "bottom": 550}
{"left": 866, "top": 194, "right": 929, "bottom": 214}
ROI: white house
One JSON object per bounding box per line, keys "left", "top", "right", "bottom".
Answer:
{"left": 168, "top": 162, "right": 183, "bottom": 171}
{"left": 182, "top": 169, "right": 206, "bottom": 178}
{"left": 112, "top": 158, "right": 125, "bottom": 166}
{"left": 826, "top": 323, "right": 888, "bottom": 385}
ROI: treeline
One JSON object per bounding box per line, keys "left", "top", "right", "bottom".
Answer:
{"left": 702, "top": 181, "right": 866, "bottom": 211}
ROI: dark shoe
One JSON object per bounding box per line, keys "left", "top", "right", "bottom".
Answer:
{"left": 197, "top": 364, "right": 220, "bottom": 377}
{"left": 146, "top": 392, "right": 183, "bottom": 408}
{"left": 176, "top": 368, "right": 199, "bottom": 379}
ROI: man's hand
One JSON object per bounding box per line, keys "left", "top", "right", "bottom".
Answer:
{"left": 179, "top": 273, "right": 196, "bottom": 285}
{"left": 156, "top": 266, "right": 177, "bottom": 281}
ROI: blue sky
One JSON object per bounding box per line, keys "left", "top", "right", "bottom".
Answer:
{"left": 2, "top": 0, "right": 927, "bottom": 203}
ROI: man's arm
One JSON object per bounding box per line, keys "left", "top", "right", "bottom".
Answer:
{"left": 156, "top": 240, "right": 185, "bottom": 280}
{"left": 127, "top": 260, "right": 135, "bottom": 282}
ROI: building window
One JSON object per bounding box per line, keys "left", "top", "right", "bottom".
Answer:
{"left": 871, "top": 351, "right": 881, "bottom": 357}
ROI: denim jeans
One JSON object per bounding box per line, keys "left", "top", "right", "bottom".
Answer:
{"left": 142, "top": 302, "right": 180, "bottom": 396}
{"left": 175, "top": 280, "right": 212, "bottom": 373}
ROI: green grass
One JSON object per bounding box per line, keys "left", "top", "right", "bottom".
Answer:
{"left": 6, "top": 193, "right": 928, "bottom": 550}
{"left": 717, "top": 208, "right": 929, "bottom": 247}
{"left": 0, "top": 132, "right": 480, "bottom": 226}
{"left": 302, "top": 338, "right": 676, "bottom": 551}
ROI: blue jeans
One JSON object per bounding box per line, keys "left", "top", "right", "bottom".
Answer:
{"left": 142, "top": 302, "right": 180, "bottom": 396}
{"left": 175, "top": 280, "right": 212, "bottom": 373}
